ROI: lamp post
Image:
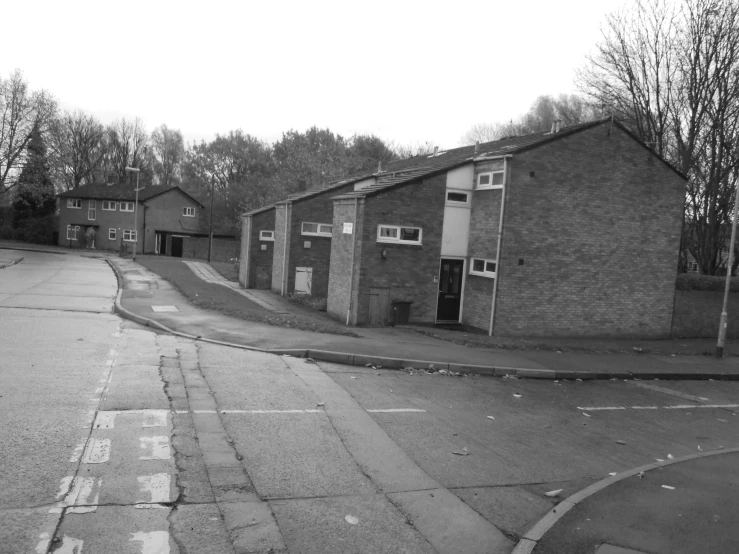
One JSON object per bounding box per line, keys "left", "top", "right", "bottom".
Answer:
{"left": 208, "top": 176, "right": 215, "bottom": 263}
{"left": 716, "top": 181, "right": 739, "bottom": 357}
{"left": 124, "top": 167, "right": 143, "bottom": 262}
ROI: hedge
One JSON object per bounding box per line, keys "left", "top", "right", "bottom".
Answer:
{"left": 676, "top": 272, "right": 739, "bottom": 292}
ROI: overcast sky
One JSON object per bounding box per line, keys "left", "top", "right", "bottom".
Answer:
{"left": 1, "top": 0, "right": 626, "bottom": 150}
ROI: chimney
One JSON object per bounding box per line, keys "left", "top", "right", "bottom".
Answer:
{"left": 474, "top": 141, "right": 479, "bottom": 154}
{"left": 433, "top": 146, "right": 439, "bottom": 157}
{"left": 550, "top": 121, "right": 557, "bottom": 134}
{"left": 377, "top": 160, "right": 382, "bottom": 173}
{"left": 554, "top": 119, "right": 562, "bottom": 133}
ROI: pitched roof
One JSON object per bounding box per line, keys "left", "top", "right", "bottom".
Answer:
{"left": 58, "top": 182, "right": 205, "bottom": 208}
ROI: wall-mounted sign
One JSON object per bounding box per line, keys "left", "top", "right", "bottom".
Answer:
{"left": 343, "top": 222, "right": 353, "bottom": 234}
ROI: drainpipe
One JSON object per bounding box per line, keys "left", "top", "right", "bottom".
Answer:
{"left": 488, "top": 158, "right": 508, "bottom": 336}
{"left": 281, "top": 203, "right": 290, "bottom": 296}
{"left": 346, "top": 197, "right": 359, "bottom": 325}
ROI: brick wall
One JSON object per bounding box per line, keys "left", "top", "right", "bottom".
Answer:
{"left": 240, "top": 209, "right": 275, "bottom": 288}
{"left": 272, "top": 204, "right": 290, "bottom": 294}
{"left": 352, "top": 174, "right": 447, "bottom": 324}
{"left": 182, "top": 237, "right": 239, "bottom": 262}
{"left": 58, "top": 198, "right": 143, "bottom": 252}
{"left": 494, "top": 124, "right": 685, "bottom": 337}
{"left": 327, "top": 199, "right": 364, "bottom": 322}
{"left": 672, "top": 291, "right": 739, "bottom": 338}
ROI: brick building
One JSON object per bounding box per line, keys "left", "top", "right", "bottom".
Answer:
{"left": 239, "top": 204, "right": 276, "bottom": 289}
{"left": 327, "top": 120, "right": 686, "bottom": 337}
{"left": 58, "top": 183, "right": 204, "bottom": 256}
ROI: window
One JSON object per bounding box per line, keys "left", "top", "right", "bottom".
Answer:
{"left": 301, "top": 222, "right": 332, "bottom": 237}
{"left": 476, "top": 171, "right": 505, "bottom": 190}
{"left": 109, "top": 228, "right": 116, "bottom": 240}
{"left": 102, "top": 201, "right": 117, "bottom": 211}
{"left": 120, "top": 202, "right": 134, "bottom": 212}
{"left": 183, "top": 207, "right": 196, "bottom": 217}
{"left": 259, "top": 230, "right": 275, "bottom": 241}
{"left": 377, "top": 225, "right": 422, "bottom": 245}
{"left": 446, "top": 191, "right": 469, "bottom": 205}
{"left": 122, "top": 230, "right": 137, "bottom": 242}
{"left": 66, "top": 225, "right": 80, "bottom": 240}
{"left": 67, "top": 199, "right": 82, "bottom": 209}
{"left": 88, "top": 200, "right": 96, "bottom": 221}
{"left": 469, "top": 257, "right": 496, "bottom": 277}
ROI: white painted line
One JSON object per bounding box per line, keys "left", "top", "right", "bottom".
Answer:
{"left": 140, "top": 436, "right": 171, "bottom": 460}
{"left": 578, "top": 404, "right": 739, "bottom": 411}
{"left": 55, "top": 477, "right": 74, "bottom": 500}
{"left": 174, "top": 409, "right": 189, "bottom": 414}
{"left": 136, "top": 474, "right": 171, "bottom": 505}
{"left": 50, "top": 477, "right": 102, "bottom": 514}
{"left": 54, "top": 536, "right": 84, "bottom": 553}
{"left": 34, "top": 535, "right": 50, "bottom": 554}
{"left": 80, "top": 409, "right": 96, "bottom": 428}
{"left": 69, "top": 442, "right": 86, "bottom": 462}
{"left": 629, "top": 381, "right": 710, "bottom": 403}
{"left": 81, "top": 439, "right": 111, "bottom": 464}
{"left": 219, "top": 409, "right": 323, "bottom": 414}
{"left": 366, "top": 408, "right": 427, "bottom": 413}
{"left": 192, "top": 409, "right": 217, "bottom": 414}
{"left": 130, "top": 531, "right": 170, "bottom": 554}
{"left": 94, "top": 411, "right": 117, "bottom": 429}
{"left": 151, "top": 305, "right": 179, "bottom": 312}
{"left": 143, "top": 410, "right": 169, "bottom": 427}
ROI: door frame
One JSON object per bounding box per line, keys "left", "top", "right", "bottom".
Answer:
{"left": 435, "top": 256, "right": 466, "bottom": 324}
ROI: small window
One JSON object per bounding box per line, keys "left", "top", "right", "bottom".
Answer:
{"left": 67, "top": 199, "right": 82, "bottom": 209}
{"left": 109, "top": 228, "right": 116, "bottom": 240}
{"left": 470, "top": 257, "right": 496, "bottom": 277}
{"left": 446, "top": 191, "right": 469, "bottom": 205}
{"left": 122, "top": 230, "right": 137, "bottom": 242}
{"left": 183, "top": 207, "right": 196, "bottom": 217}
{"left": 301, "top": 222, "right": 332, "bottom": 237}
{"left": 102, "top": 201, "right": 117, "bottom": 211}
{"left": 377, "top": 225, "right": 422, "bottom": 245}
{"left": 260, "top": 230, "right": 275, "bottom": 241}
{"left": 88, "top": 200, "right": 96, "bottom": 221}
{"left": 66, "top": 225, "right": 80, "bottom": 240}
{"left": 120, "top": 202, "right": 134, "bottom": 212}
{"left": 476, "top": 171, "right": 505, "bottom": 190}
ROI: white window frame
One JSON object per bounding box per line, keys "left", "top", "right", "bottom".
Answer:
{"left": 446, "top": 190, "right": 470, "bottom": 206}
{"left": 469, "top": 257, "right": 496, "bottom": 278}
{"left": 183, "top": 207, "right": 196, "bottom": 217}
{"left": 122, "top": 229, "right": 137, "bottom": 242}
{"left": 120, "top": 202, "right": 134, "bottom": 212}
{"left": 67, "top": 199, "right": 82, "bottom": 209}
{"left": 377, "top": 224, "right": 423, "bottom": 245}
{"left": 66, "top": 225, "right": 80, "bottom": 240}
{"left": 301, "top": 222, "right": 332, "bottom": 237}
{"left": 88, "top": 200, "right": 96, "bottom": 221}
{"left": 102, "top": 200, "right": 117, "bottom": 211}
{"left": 109, "top": 228, "right": 116, "bottom": 240}
{"left": 476, "top": 171, "right": 505, "bottom": 190}
{"left": 259, "top": 230, "right": 275, "bottom": 241}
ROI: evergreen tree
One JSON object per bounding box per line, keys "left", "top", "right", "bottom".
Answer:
{"left": 12, "top": 123, "right": 56, "bottom": 242}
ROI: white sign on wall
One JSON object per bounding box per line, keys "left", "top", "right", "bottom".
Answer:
{"left": 343, "top": 222, "right": 353, "bottom": 234}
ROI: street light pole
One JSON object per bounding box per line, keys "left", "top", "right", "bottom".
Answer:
{"left": 208, "top": 177, "right": 215, "bottom": 263}
{"left": 716, "top": 175, "right": 739, "bottom": 358}
{"left": 125, "top": 167, "right": 142, "bottom": 262}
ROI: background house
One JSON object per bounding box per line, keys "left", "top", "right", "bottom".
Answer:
{"left": 58, "top": 183, "right": 204, "bottom": 256}
{"left": 327, "top": 120, "right": 686, "bottom": 337}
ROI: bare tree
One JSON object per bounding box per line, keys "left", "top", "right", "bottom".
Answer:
{"left": 151, "top": 124, "right": 184, "bottom": 187}
{"left": 48, "top": 110, "right": 106, "bottom": 191}
{"left": 578, "top": 0, "right": 739, "bottom": 275}
{"left": 106, "top": 118, "right": 150, "bottom": 184}
{"left": 0, "top": 69, "right": 57, "bottom": 196}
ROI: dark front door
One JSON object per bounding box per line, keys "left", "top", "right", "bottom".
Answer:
{"left": 171, "top": 236, "right": 184, "bottom": 258}
{"left": 437, "top": 259, "right": 463, "bottom": 322}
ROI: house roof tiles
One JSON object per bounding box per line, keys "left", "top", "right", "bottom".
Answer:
{"left": 58, "top": 182, "right": 205, "bottom": 208}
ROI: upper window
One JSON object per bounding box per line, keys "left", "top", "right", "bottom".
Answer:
{"left": 88, "top": 200, "right": 96, "bottom": 221}
{"left": 67, "top": 199, "right": 82, "bottom": 209}
{"left": 377, "top": 225, "right": 422, "bottom": 245}
{"left": 470, "top": 257, "right": 496, "bottom": 278}
{"left": 302, "top": 222, "right": 332, "bottom": 237}
{"left": 259, "top": 230, "right": 275, "bottom": 241}
{"left": 120, "top": 202, "right": 134, "bottom": 212}
{"left": 183, "top": 207, "right": 196, "bottom": 217}
{"left": 446, "top": 190, "right": 470, "bottom": 205}
{"left": 102, "top": 201, "right": 117, "bottom": 211}
{"left": 476, "top": 171, "right": 505, "bottom": 190}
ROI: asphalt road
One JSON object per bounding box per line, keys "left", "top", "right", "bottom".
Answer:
{"left": 2, "top": 249, "right": 738, "bottom": 553}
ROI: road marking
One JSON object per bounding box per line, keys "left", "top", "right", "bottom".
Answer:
{"left": 151, "top": 305, "right": 179, "bottom": 312}
{"left": 50, "top": 477, "right": 102, "bottom": 513}
{"left": 94, "top": 411, "right": 117, "bottom": 429}
{"left": 54, "top": 536, "right": 84, "bottom": 553}
{"left": 34, "top": 533, "right": 51, "bottom": 554}
{"left": 578, "top": 404, "right": 739, "bottom": 411}
{"left": 130, "top": 531, "right": 170, "bottom": 553}
{"left": 140, "top": 436, "right": 171, "bottom": 460}
{"left": 219, "top": 409, "right": 323, "bottom": 414}
{"left": 136, "top": 474, "right": 171, "bottom": 506}
{"left": 81, "top": 438, "right": 111, "bottom": 463}
{"left": 69, "top": 441, "right": 86, "bottom": 462}
{"left": 143, "top": 410, "right": 169, "bottom": 427}
{"left": 80, "top": 409, "right": 96, "bottom": 428}
{"left": 367, "top": 408, "right": 427, "bottom": 413}
{"left": 628, "top": 381, "right": 711, "bottom": 403}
